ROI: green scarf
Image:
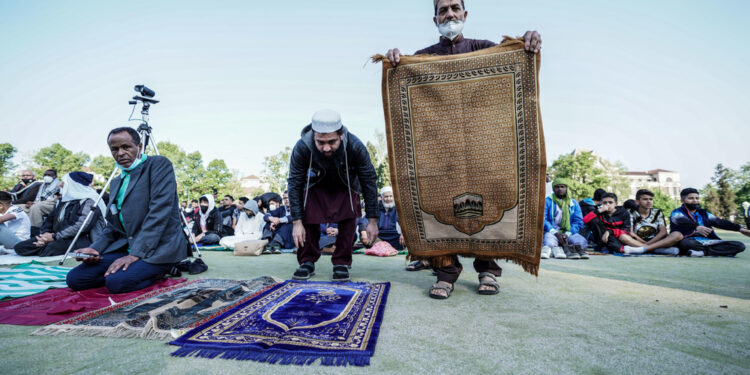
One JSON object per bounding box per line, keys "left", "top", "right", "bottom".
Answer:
{"left": 115, "top": 154, "right": 148, "bottom": 228}
{"left": 552, "top": 194, "right": 571, "bottom": 232}
{"left": 551, "top": 177, "right": 574, "bottom": 232}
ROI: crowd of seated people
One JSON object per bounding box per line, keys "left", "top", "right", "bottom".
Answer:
{"left": 542, "top": 181, "right": 749, "bottom": 258}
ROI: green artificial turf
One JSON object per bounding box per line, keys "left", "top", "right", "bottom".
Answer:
{"left": 1, "top": 232, "right": 749, "bottom": 374}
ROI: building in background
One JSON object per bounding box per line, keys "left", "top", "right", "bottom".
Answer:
{"left": 240, "top": 174, "right": 269, "bottom": 195}
{"left": 624, "top": 169, "right": 682, "bottom": 200}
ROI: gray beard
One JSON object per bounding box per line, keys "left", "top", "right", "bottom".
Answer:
{"left": 383, "top": 202, "right": 396, "bottom": 210}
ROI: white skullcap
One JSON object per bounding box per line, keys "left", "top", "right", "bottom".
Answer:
{"left": 311, "top": 109, "right": 343, "bottom": 133}
{"left": 381, "top": 186, "right": 393, "bottom": 195}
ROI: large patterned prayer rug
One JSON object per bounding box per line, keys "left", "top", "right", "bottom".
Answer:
{"left": 33, "top": 277, "right": 279, "bottom": 339}
{"left": 375, "top": 38, "right": 546, "bottom": 275}
{"left": 169, "top": 280, "right": 390, "bottom": 366}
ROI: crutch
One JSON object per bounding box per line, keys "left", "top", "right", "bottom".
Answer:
{"left": 59, "top": 167, "right": 119, "bottom": 265}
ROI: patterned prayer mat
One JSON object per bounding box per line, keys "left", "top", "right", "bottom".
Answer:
{"left": 196, "top": 245, "right": 232, "bottom": 251}
{"left": 0, "top": 278, "right": 185, "bottom": 326}
{"left": 33, "top": 277, "right": 280, "bottom": 339}
{"left": 170, "top": 280, "right": 390, "bottom": 366}
{"left": 0, "top": 261, "right": 70, "bottom": 299}
{"left": 376, "top": 38, "right": 546, "bottom": 275}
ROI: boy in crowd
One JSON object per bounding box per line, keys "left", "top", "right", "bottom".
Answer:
{"left": 542, "top": 178, "right": 588, "bottom": 259}
{"left": 217, "top": 195, "right": 236, "bottom": 236}
{"left": 263, "top": 192, "right": 294, "bottom": 253}
{"left": 0, "top": 191, "right": 31, "bottom": 253}
{"left": 670, "top": 188, "right": 749, "bottom": 257}
{"left": 621, "top": 189, "right": 682, "bottom": 255}
{"left": 583, "top": 193, "right": 641, "bottom": 253}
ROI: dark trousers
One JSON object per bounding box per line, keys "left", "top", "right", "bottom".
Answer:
{"left": 435, "top": 256, "right": 502, "bottom": 284}
{"left": 14, "top": 237, "right": 91, "bottom": 257}
{"left": 678, "top": 238, "right": 745, "bottom": 256}
{"left": 66, "top": 251, "right": 174, "bottom": 294}
{"left": 298, "top": 218, "right": 357, "bottom": 266}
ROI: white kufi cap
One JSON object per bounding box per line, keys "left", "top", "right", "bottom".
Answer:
{"left": 311, "top": 109, "right": 343, "bottom": 133}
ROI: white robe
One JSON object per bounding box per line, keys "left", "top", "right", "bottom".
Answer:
{"left": 219, "top": 212, "right": 265, "bottom": 249}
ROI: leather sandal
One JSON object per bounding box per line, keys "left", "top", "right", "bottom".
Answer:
{"left": 429, "top": 281, "right": 454, "bottom": 300}
{"left": 293, "top": 262, "right": 315, "bottom": 280}
{"left": 477, "top": 272, "right": 500, "bottom": 295}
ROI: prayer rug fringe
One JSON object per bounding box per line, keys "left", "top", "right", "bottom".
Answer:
{"left": 171, "top": 347, "right": 372, "bottom": 366}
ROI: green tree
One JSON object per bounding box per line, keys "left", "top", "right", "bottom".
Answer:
{"left": 549, "top": 151, "right": 611, "bottom": 200}
{"left": 0, "top": 143, "right": 17, "bottom": 177}
{"left": 652, "top": 189, "right": 679, "bottom": 219}
{"left": 0, "top": 143, "right": 17, "bottom": 189}
{"left": 260, "top": 146, "right": 292, "bottom": 194}
{"left": 701, "top": 184, "right": 721, "bottom": 216}
{"left": 32, "top": 143, "right": 90, "bottom": 177}
{"left": 710, "top": 163, "right": 736, "bottom": 219}
{"left": 88, "top": 155, "right": 116, "bottom": 189}
{"left": 366, "top": 130, "right": 391, "bottom": 190}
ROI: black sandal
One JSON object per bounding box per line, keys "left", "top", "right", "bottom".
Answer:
{"left": 332, "top": 265, "right": 350, "bottom": 282}
{"left": 477, "top": 272, "right": 500, "bottom": 295}
{"left": 429, "top": 281, "right": 454, "bottom": 300}
{"left": 293, "top": 262, "right": 315, "bottom": 280}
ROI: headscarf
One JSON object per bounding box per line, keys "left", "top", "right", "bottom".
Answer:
{"left": 60, "top": 173, "right": 107, "bottom": 216}
{"left": 551, "top": 177, "right": 573, "bottom": 232}
{"left": 199, "top": 194, "right": 215, "bottom": 230}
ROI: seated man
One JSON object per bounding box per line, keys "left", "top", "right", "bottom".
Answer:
{"left": 27, "top": 169, "right": 61, "bottom": 229}
{"left": 0, "top": 191, "right": 31, "bottom": 253}
{"left": 10, "top": 170, "right": 36, "bottom": 195}
{"left": 66, "top": 127, "right": 187, "bottom": 293}
{"left": 220, "top": 200, "right": 265, "bottom": 249}
{"left": 232, "top": 196, "right": 249, "bottom": 229}
{"left": 263, "top": 192, "right": 294, "bottom": 253}
{"left": 15, "top": 172, "right": 105, "bottom": 257}
{"left": 373, "top": 187, "right": 405, "bottom": 250}
{"left": 579, "top": 188, "right": 606, "bottom": 244}
{"left": 583, "top": 193, "right": 642, "bottom": 253}
{"left": 670, "top": 188, "right": 748, "bottom": 257}
{"left": 192, "top": 194, "right": 224, "bottom": 245}
{"left": 621, "top": 189, "right": 682, "bottom": 255}
{"left": 542, "top": 178, "right": 588, "bottom": 259}
{"left": 217, "top": 195, "right": 236, "bottom": 236}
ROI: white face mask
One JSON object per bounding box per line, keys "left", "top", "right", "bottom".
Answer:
{"left": 269, "top": 204, "right": 277, "bottom": 211}
{"left": 43, "top": 176, "right": 54, "bottom": 184}
{"left": 438, "top": 19, "right": 464, "bottom": 41}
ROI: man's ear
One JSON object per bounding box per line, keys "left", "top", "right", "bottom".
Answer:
{"left": 433, "top": 16, "right": 438, "bottom": 27}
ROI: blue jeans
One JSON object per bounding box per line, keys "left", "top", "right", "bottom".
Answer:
{"left": 66, "top": 251, "right": 174, "bottom": 294}
{"left": 0, "top": 225, "right": 22, "bottom": 249}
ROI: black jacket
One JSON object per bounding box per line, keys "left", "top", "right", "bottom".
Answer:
{"left": 40, "top": 198, "right": 103, "bottom": 241}
{"left": 287, "top": 125, "right": 379, "bottom": 221}
{"left": 192, "top": 207, "right": 224, "bottom": 237}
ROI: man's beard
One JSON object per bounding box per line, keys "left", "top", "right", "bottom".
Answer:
{"left": 384, "top": 202, "right": 396, "bottom": 210}
{"left": 685, "top": 203, "right": 701, "bottom": 211}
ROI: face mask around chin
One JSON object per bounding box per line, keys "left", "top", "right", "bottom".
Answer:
{"left": 438, "top": 20, "right": 464, "bottom": 40}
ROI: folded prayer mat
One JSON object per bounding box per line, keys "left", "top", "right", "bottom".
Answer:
{"left": 170, "top": 280, "right": 390, "bottom": 366}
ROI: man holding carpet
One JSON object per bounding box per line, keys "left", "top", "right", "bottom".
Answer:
{"left": 287, "top": 109, "right": 380, "bottom": 282}
{"left": 384, "top": 0, "right": 542, "bottom": 299}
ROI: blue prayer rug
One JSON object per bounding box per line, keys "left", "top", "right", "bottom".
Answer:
{"left": 169, "top": 280, "right": 390, "bottom": 366}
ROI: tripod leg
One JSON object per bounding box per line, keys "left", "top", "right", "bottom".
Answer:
{"left": 59, "top": 167, "right": 119, "bottom": 265}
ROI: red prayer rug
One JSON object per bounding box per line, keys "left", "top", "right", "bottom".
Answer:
{"left": 0, "top": 278, "right": 185, "bottom": 326}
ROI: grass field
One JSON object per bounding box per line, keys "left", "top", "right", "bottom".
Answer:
{"left": 1, "top": 231, "right": 749, "bottom": 374}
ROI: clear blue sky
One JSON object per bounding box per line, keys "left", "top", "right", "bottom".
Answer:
{"left": 1, "top": 0, "right": 748, "bottom": 189}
